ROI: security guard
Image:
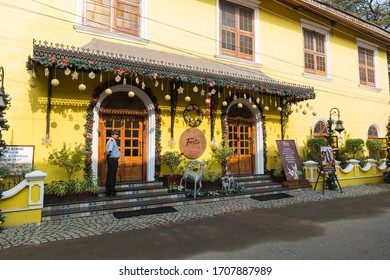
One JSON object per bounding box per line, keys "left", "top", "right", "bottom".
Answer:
{"left": 105, "top": 130, "right": 120, "bottom": 197}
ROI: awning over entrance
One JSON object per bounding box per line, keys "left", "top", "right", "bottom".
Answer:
{"left": 28, "top": 38, "right": 315, "bottom": 100}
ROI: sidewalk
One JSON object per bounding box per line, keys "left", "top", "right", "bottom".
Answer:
{"left": 1, "top": 183, "right": 389, "bottom": 251}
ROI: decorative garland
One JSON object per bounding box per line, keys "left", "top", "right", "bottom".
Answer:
{"left": 83, "top": 97, "right": 98, "bottom": 178}
{"left": 154, "top": 104, "right": 162, "bottom": 179}
{"left": 27, "top": 54, "right": 315, "bottom": 100}
{"left": 183, "top": 104, "right": 204, "bottom": 127}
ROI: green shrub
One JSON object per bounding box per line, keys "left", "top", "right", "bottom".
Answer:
{"left": 48, "top": 143, "right": 85, "bottom": 180}
{"left": 162, "top": 151, "right": 182, "bottom": 176}
{"left": 366, "top": 139, "right": 383, "bottom": 159}
{"left": 306, "top": 138, "right": 327, "bottom": 162}
{"left": 45, "top": 176, "right": 99, "bottom": 197}
{"left": 345, "top": 138, "right": 365, "bottom": 159}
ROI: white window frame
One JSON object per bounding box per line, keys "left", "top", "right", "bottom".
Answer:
{"left": 75, "top": 0, "right": 148, "bottom": 44}
{"left": 216, "top": 0, "right": 261, "bottom": 66}
{"left": 357, "top": 38, "right": 380, "bottom": 90}
{"left": 367, "top": 122, "right": 382, "bottom": 138}
{"left": 301, "top": 19, "right": 332, "bottom": 81}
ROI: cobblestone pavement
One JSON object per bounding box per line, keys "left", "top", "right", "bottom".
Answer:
{"left": 1, "top": 183, "right": 389, "bottom": 251}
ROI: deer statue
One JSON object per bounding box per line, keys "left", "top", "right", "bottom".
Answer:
{"left": 179, "top": 161, "right": 206, "bottom": 198}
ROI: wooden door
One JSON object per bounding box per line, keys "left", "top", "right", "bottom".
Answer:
{"left": 227, "top": 120, "right": 254, "bottom": 175}
{"left": 99, "top": 116, "right": 145, "bottom": 183}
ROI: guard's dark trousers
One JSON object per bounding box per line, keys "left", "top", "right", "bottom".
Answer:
{"left": 106, "top": 158, "right": 118, "bottom": 196}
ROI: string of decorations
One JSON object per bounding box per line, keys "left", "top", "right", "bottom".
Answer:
{"left": 26, "top": 54, "right": 315, "bottom": 100}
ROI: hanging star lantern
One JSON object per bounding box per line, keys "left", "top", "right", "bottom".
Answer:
{"left": 72, "top": 70, "right": 79, "bottom": 80}
{"left": 177, "top": 86, "right": 184, "bottom": 94}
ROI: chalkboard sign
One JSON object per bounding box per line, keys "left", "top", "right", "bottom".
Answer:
{"left": 276, "top": 140, "right": 303, "bottom": 181}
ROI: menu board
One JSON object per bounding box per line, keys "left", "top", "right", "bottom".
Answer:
{"left": 276, "top": 140, "right": 303, "bottom": 181}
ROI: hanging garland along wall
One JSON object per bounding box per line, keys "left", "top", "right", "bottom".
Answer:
{"left": 27, "top": 46, "right": 315, "bottom": 178}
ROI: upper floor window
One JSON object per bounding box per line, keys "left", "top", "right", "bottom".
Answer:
{"left": 303, "top": 28, "right": 327, "bottom": 76}
{"left": 358, "top": 47, "right": 375, "bottom": 87}
{"left": 301, "top": 20, "right": 330, "bottom": 78}
{"left": 357, "top": 39, "right": 379, "bottom": 88}
{"left": 84, "top": 0, "right": 141, "bottom": 37}
{"left": 219, "top": 0, "right": 254, "bottom": 61}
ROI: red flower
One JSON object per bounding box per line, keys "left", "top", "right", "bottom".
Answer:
{"left": 50, "top": 56, "right": 56, "bottom": 63}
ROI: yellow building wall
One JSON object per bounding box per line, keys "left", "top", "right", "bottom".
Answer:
{"left": 259, "top": 1, "right": 389, "bottom": 157}
{"left": 0, "top": 0, "right": 388, "bottom": 181}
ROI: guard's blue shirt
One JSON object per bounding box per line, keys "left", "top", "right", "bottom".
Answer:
{"left": 106, "top": 138, "right": 120, "bottom": 158}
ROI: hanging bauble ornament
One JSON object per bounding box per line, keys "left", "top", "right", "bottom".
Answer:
{"left": 105, "top": 88, "right": 112, "bottom": 95}
{"left": 233, "top": 95, "right": 237, "bottom": 100}
{"left": 128, "top": 91, "right": 135, "bottom": 98}
{"left": 229, "top": 90, "right": 232, "bottom": 96}
{"left": 200, "top": 89, "right": 205, "bottom": 96}
{"left": 44, "top": 67, "right": 49, "bottom": 77}
{"left": 51, "top": 79, "right": 59, "bottom": 87}
{"left": 302, "top": 110, "right": 307, "bottom": 115}
{"left": 211, "top": 89, "right": 216, "bottom": 94}
{"left": 161, "top": 83, "right": 164, "bottom": 91}
{"left": 100, "top": 72, "right": 103, "bottom": 83}
{"left": 277, "top": 107, "right": 282, "bottom": 111}
{"left": 155, "top": 80, "right": 159, "bottom": 87}
{"left": 312, "top": 112, "right": 317, "bottom": 116}
{"left": 64, "top": 68, "right": 71, "bottom": 76}
{"left": 222, "top": 101, "right": 228, "bottom": 107}
{"left": 142, "top": 82, "right": 145, "bottom": 90}
{"left": 237, "top": 103, "right": 243, "bottom": 109}
{"left": 115, "top": 75, "right": 121, "bottom": 82}
{"left": 249, "top": 97, "right": 252, "bottom": 103}
{"left": 264, "top": 106, "right": 269, "bottom": 111}
{"left": 218, "top": 91, "right": 221, "bottom": 98}
{"left": 252, "top": 104, "right": 257, "bottom": 109}
{"left": 78, "top": 84, "right": 86, "bottom": 91}
{"left": 165, "top": 94, "right": 171, "bottom": 101}
{"left": 282, "top": 99, "right": 287, "bottom": 105}
{"left": 88, "top": 71, "right": 96, "bottom": 79}
{"left": 185, "top": 96, "right": 191, "bottom": 102}
{"left": 205, "top": 99, "right": 211, "bottom": 104}
{"left": 256, "top": 97, "right": 260, "bottom": 104}
{"left": 244, "top": 93, "right": 247, "bottom": 99}
{"left": 123, "top": 77, "right": 127, "bottom": 85}
{"left": 193, "top": 86, "right": 198, "bottom": 92}
{"left": 135, "top": 77, "right": 139, "bottom": 84}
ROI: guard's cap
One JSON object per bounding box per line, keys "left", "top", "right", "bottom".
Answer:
{"left": 111, "top": 130, "right": 119, "bottom": 135}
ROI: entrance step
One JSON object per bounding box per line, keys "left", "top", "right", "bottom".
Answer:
{"left": 42, "top": 175, "right": 311, "bottom": 221}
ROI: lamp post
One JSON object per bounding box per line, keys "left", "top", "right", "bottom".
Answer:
{"left": 326, "top": 107, "right": 345, "bottom": 147}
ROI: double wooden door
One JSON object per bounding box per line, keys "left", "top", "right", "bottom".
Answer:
{"left": 98, "top": 115, "right": 146, "bottom": 183}
{"left": 227, "top": 119, "right": 254, "bottom": 175}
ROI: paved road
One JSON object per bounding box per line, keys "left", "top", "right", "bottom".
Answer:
{"left": 1, "top": 186, "right": 390, "bottom": 260}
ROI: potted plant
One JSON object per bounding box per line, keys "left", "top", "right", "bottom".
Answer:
{"left": 210, "top": 139, "right": 234, "bottom": 176}
{"left": 161, "top": 151, "right": 182, "bottom": 187}
{"left": 365, "top": 139, "right": 383, "bottom": 160}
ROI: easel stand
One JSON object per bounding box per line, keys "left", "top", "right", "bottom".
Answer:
{"left": 314, "top": 170, "right": 343, "bottom": 194}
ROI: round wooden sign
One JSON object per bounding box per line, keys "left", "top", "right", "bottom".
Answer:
{"left": 179, "top": 128, "right": 207, "bottom": 159}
